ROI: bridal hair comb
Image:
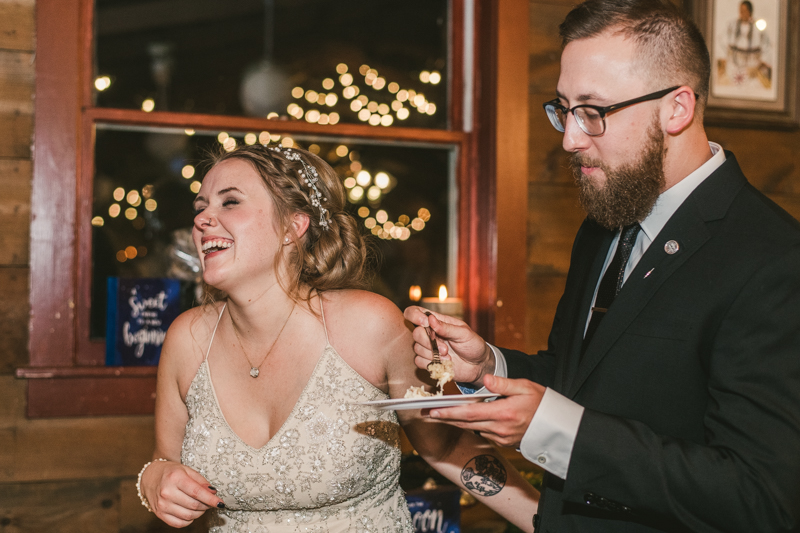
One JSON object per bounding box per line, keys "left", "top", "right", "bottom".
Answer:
{"left": 268, "top": 145, "right": 330, "bottom": 230}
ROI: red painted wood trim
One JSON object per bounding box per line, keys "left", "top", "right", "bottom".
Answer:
{"left": 84, "top": 108, "right": 466, "bottom": 145}
{"left": 29, "top": 0, "right": 82, "bottom": 367}
{"left": 26, "top": 375, "right": 157, "bottom": 417}
{"left": 17, "top": 366, "right": 157, "bottom": 379}
{"left": 449, "top": 0, "right": 465, "bottom": 131}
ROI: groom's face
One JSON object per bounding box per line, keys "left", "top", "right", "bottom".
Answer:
{"left": 557, "top": 32, "right": 667, "bottom": 228}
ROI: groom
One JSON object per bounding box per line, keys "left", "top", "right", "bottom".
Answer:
{"left": 406, "top": 1, "right": 800, "bottom": 532}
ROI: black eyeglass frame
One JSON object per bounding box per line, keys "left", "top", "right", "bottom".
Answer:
{"left": 542, "top": 85, "right": 683, "bottom": 136}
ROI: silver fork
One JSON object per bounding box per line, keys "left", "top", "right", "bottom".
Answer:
{"left": 424, "top": 311, "right": 441, "bottom": 371}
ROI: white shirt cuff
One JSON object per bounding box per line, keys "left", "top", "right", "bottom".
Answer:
{"left": 520, "top": 388, "right": 584, "bottom": 480}
{"left": 456, "top": 344, "right": 507, "bottom": 394}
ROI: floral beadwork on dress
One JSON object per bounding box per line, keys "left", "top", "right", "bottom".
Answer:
{"left": 182, "top": 345, "right": 413, "bottom": 532}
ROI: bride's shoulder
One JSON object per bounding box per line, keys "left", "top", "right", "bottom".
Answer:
{"left": 162, "top": 302, "right": 225, "bottom": 368}
{"left": 321, "top": 290, "right": 409, "bottom": 341}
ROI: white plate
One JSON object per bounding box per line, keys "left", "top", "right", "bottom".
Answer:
{"left": 358, "top": 393, "right": 501, "bottom": 410}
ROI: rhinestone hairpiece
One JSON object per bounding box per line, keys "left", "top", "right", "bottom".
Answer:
{"left": 267, "top": 145, "right": 330, "bottom": 230}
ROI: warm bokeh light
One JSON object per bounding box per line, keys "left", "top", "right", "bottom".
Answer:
{"left": 756, "top": 19, "right": 767, "bottom": 31}
{"left": 267, "top": 112, "right": 279, "bottom": 119}
{"left": 373, "top": 77, "right": 386, "bottom": 90}
{"left": 116, "top": 250, "right": 127, "bottom": 262}
{"left": 418, "top": 207, "right": 431, "bottom": 221}
{"left": 343, "top": 177, "right": 356, "bottom": 189}
{"left": 94, "top": 76, "right": 111, "bottom": 91}
{"left": 356, "top": 170, "right": 371, "bottom": 186}
{"left": 420, "top": 71, "right": 431, "bottom": 83}
{"left": 316, "top": 92, "right": 327, "bottom": 106}
{"left": 185, "top": 129, "right": 195, "bottom": 136}
{"left": 378, "top": 103, "right": 390, "bottom": 115}
{"left": 244, "top": 133, "right": 257, "bottom": 145}
{"left": 145, "top": 199, "right": 157, "bottom": 211}
{"left": 349, "top": 186, "right": 364, "bottom": 202}
{"left": 292, "top": 86, "right": 304, "bottom": 98}
{"left": 438, "top": 285, "right": 448, "bottom": 300}
{"left": 309, "top": 144, "right": 320, "bottom": 154}
{"left": 380, "top": 115, "right": 394, "bottom": 126}
{"left": 113, "top": 187, "right": 125, "bottom": 202}
{"left": 336, "top": 63, "right": 349, "bottom": 74}
{"left": 127, "top": 190, "right": 141, "bottom": 206}
{"left": 429, "top": 71, "right": 442, "bottom": 85}
{"left": 411, "top": 217, "right": 425, "bottom": 231}
{"left": 217, "top": 132, "right": 229, "bottom": 143}
{"left": 358, "top": 109, "right": 371, "bottom": 121}
{"left": 325, "top": 93, "right": 338, "bottom": 106}
{"left": 336, "top": 145, "right": 349, "bottom": 157}
{"left": 305, "top": 90, "right": 318, "bottom": 103}
{"left": 125, "top": 207, "right": 137, "bottom": 220}
{"left": 343, "top": 86, "right": 357, "bottom": 99}
{"left": 358, "top": 206, "right": 370, "bottom": 217}
{"left": 375, "top": 172, "right": 390, "bottom": 189}
{"left": 388, "top": 82, "right": 400, "bottom": 93}
{"left": 409, "top": 285, "right": 422, "bottom": 301}
{"left": 91, "top": 216, "right": 104, "bottom": 227}
{"left": 182, "top": 165, "right": 195, "bottom": 179}
{"left": 359, "top": 64, "right": 370, "bottom": 75}
{"left": 350, "top": 99, "right": 364, "bottom": 112}
{"left": 125, "top": 246, "right": 138, "bottom": 259}
{"left": 259, "top": 131, "right": 271, "bottom": 144}
{"left": 109, "top": 204, "right": 121, "bottom": 218}
{"left": 322, "top": 78, "right": 335, "bottom": 90}
{"left": 397, "top": 90, "right": 409, "bottom": 102}
{"left": 141, "top": 98, "right": 155, "bottom": 112}
{"left": 329, "top": 112, "right": 340, "bottom": 124}
{"left": 368, "top": 114, "right": 381, "bottom": 126}
{"left": 223, "top": 137, "right": 236, "bottom": 152}
{"left": 142, "top": 185, "right": 154, "bottom": 199}
{"left": 367, "top": 186, "right": 381, "bottom": 201}
{"left": 318, "top": 113, "right": 330, "bottom": 125}
{"left": 397, "top": 108, "right": 410, "bottom": 120}
{"left": 281, "top": 137, "right": 294, "bottom": 147}
{"left": 190, "top": 181, "right": 201, "bottom": 193}
{"left": 398, "top": 214, "right": 410, "bottom": 225}
{"left": 376, "top": 210, "right": 388, "bottom": 224}
{"left": 305, "top": 109, "right": 321, "bottom": 123}
{"left": 367, "top": 101, "right": 379, "bottom": 112}
{"left": 365, "top": 217, "right": 376, "bottom": 229}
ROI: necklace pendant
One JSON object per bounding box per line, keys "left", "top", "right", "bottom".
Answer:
{"left": 249, "top": 367, "right": 260, "bottom": 378}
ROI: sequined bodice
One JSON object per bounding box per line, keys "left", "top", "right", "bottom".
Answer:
{"left": 181, "top": 343, "right": 413, "bottom": 532}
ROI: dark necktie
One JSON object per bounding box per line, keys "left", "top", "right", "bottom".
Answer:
{"left": 582, "top": 223, "right": 641, "bottom": 353}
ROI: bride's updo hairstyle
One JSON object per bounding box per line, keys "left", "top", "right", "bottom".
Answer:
{"left": 209, "top": 143, "right": 368, "bottom": 301}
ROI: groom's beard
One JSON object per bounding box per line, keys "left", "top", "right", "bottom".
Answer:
{"left": 570, "top": 116, "right": 667, "bottom": 230}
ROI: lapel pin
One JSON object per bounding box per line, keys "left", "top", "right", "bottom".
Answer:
{"left": 644, "top": 268, "right": 654, "bottom": 278}
{"left": 664, "top": 240, "right": 680, "bottom": 255}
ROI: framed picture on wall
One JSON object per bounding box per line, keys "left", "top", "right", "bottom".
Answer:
{"left": 692, "top": 0, "right": 799, "bottom": 128}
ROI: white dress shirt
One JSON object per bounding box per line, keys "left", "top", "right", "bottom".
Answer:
{"left": 475, "top": 143, "right": 726, "bottom": 479}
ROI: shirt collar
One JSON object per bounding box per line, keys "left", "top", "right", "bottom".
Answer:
{"left": 639, "top": 142, "right": 726, "bottom": 242}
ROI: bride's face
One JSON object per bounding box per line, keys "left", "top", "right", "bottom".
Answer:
{"left": 192, "top": 158, "right": 284, "bottom": 292}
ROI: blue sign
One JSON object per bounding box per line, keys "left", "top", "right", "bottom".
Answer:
{"left": 406, "top": 487, "right": 461, "bottom": 533}
{"left": 105, "top": 277, "right": 182, "bottom": 366}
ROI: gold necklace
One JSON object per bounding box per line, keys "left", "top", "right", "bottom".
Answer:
{"left": 230, "top": 303, "right": 295, "bottom": 378}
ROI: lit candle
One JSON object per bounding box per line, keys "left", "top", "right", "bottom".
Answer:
{"left": 409, "top": 285, "right": 422, "bottom": 302}
{"left": 421, "top": 285, "right": 464, "bottom": 320}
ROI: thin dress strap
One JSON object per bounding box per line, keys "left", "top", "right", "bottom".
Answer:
{"left": 318, "top": 294, "right": 330, "bottom": 345}
{"left": 205, "top": 302, "right": 227, "bottom": 361}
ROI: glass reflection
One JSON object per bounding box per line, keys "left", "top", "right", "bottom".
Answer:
{"left": 94, "top": 0, "right": 448, "bottom": 128}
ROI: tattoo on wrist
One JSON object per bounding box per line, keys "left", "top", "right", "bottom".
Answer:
{"left": 461, "top": 455, "right": 507, "bottom": 497}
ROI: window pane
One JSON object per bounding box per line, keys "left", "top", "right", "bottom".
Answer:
{"left": 90, "top": 125, "right": 455, "bottom": 339}
{"left": 94, "top": 0, "right": 448, "bottom": 128}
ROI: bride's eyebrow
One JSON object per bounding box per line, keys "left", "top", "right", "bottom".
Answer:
{"left": 217, "top": 187, "right": 243, "bottom": 195}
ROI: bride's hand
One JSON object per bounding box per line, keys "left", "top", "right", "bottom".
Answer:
{"left": 141, "top": 460, "right": 224, "bottom": 528}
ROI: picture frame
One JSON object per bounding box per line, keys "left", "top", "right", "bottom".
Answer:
{"left": 691, "top": 0, "right": 799, "bottom": 129}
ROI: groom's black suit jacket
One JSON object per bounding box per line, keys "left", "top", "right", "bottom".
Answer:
{"left": 504, "top": 153, "right": 800, "bottom": 533}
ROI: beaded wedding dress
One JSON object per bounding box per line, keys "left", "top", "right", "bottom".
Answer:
{"left": 181, "top": 304, "right": 413, "bottom": 532}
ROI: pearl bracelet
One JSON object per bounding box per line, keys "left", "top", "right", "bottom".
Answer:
{"left": 136, "top": 458, "right": 168, "bottom": 512}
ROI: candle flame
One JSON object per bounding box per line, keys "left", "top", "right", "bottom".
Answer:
{"left": 438, "top": 285, "right": 448, "bottom": 301}
{"left": 409, "top": 285, "right": 422, "bottom": 302}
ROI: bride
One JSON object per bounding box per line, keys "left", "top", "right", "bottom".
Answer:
{"left": 138, "top": 143, "right": 539, "bottom": 531}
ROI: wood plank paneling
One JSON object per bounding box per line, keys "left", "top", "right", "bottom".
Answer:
{"left": 0, "top": 267, "right": 29, "bottom": 373}
{"left": 527, "top": 183, "right": 583, "bottom": 276}
{"left": 0, "top": 479, "right": 118, "bottom": 533}
{"left": 0, "top": 0, "right": 35, "bottom": 52}
{"left": 0, "top": 112, "right": 32, "bottom": 159}
{"left": 0, "top": 159, "right": 31, "bottom": 266}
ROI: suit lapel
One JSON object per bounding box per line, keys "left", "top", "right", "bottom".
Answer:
{"left": 563, "top": 153, "right": 747, "bottom": 398}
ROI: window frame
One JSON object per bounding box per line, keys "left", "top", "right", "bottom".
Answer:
{"left": 17, "top": 0, "right": 528, "bottom": 417}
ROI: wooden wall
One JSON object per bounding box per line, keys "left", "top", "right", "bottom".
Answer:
{"left": 525, "top": 0, "right": 800, "bottom": 354}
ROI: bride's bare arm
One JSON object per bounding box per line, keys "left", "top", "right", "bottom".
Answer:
{"left": 350, "top": 292, "right": 540, "bottom": 533}
{"left": 140, "top": 309, "right": 225, "bottom": 528}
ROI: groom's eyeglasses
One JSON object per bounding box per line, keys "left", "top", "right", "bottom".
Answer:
{"left": 543, "top": 86, "right": 682, "bottom": 136}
